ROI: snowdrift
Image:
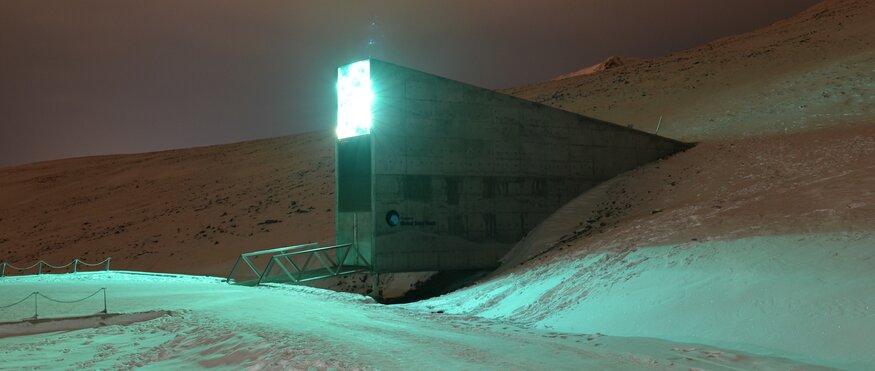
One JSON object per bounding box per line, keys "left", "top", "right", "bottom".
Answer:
{"left": 412, "top": 233, "right": 875, "bottom": 369}
{"left": 0, "top": 272, "right": 836, "bottom": 369}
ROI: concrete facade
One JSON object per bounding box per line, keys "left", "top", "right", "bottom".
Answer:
{"left": 336, "top": 59, "right": 690, "bottom": 273}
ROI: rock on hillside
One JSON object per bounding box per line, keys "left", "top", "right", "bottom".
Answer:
{"left": 552, "top": 56, "right": 641, "bottom": 81}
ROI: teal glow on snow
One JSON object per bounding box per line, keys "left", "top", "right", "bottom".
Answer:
{"left": 336, "top": 60, "right": 373, "bottom": 139}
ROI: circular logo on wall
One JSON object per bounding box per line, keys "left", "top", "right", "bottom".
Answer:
{"left": 385, "top": 210, "right": 400, "bottom": 227}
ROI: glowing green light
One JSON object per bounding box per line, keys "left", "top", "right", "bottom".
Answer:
{"left": 336, "top": 60, "right": 373, "bottom": 139}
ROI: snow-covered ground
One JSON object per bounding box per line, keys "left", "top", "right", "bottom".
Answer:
{"left": 0, "top": 271, "right": 832, "bottom": 370}
{"left": 408, "top": 232, "right": 875, "bottom": 370}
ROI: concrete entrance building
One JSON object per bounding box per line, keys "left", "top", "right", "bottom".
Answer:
{"left": 335, "top": 59, "right": 689, "bottom": 273}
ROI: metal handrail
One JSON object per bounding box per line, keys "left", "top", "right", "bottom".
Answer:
{"left": 241, "top": 244, "right": 319, "bottom": 257}
{"left": 278, "top": 243, "right": 354, "bottom": 256}
{"left": 1, "top": 258, "right": 111, "bottom": 277}
{"left": 257, "top": 243, "right": 371, "bottom": 285}
{"left": 274, "top": 243, "right": 369, "bottom": 267}
{"left": 226, "top": 243, "right": 319, "bottom": 284}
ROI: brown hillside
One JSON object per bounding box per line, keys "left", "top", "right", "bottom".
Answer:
{"left": 0, "top": 132, "right": 335, "bottom": 277}
{"left": 505, "top": 0, "right": 875, "bottom": 140}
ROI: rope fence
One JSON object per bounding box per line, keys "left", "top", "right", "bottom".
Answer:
{"left": 0, "top": 258, "right": 111, "bottom": 277}
{"left": 0, "top": 288, "right": 107, "bottom": 321}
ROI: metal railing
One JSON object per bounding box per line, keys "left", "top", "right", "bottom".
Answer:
{"left": 226, "top": 243, "right": 320, "bottom": 284}
{"left": 1, "top": 258, "right": 111, "bottom": 277}
{"left": 0, "top": 288, "right": 108, "bottom": 321}
{"left": 226, "top": 242, "right": 371, "bottom": 286}
{"left": 258, "top": 243, "right": 370, "bottom": 285}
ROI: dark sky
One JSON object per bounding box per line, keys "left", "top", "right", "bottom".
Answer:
{"left": 0, "top": 0, "right": 821, "bottom": 167}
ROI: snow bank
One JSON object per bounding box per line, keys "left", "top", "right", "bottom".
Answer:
{"left": 411, "top": 232, "right": 875, "bottom": 369}
{"left": 0, "top": 271, "right": 827, "bottom": 369}
{"left": 0, "top": 311, "right": 170, "bottom": 339}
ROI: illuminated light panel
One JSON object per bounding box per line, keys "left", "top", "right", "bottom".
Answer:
{"left": 336, "top": 60, "right": 374, "bottom": 139}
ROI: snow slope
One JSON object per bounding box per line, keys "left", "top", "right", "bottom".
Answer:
{"left": 502, "top": 121, "right": 875, "bottom": 269}
{"left": 411, "top": 233, "right": 875, "bottom": 370}
{"left": 0, "top": 272, "right": 832, "bottom": 370}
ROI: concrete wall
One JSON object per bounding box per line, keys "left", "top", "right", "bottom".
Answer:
{"left": 335, "top": 135, "right": 374, "bottom": 267}
{"left": 341, "top": 59, "right": 689, "bottom": 273}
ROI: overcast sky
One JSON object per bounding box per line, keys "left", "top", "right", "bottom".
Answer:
{"left": 0, "top": 0, "right": 821, "bottom": 167}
